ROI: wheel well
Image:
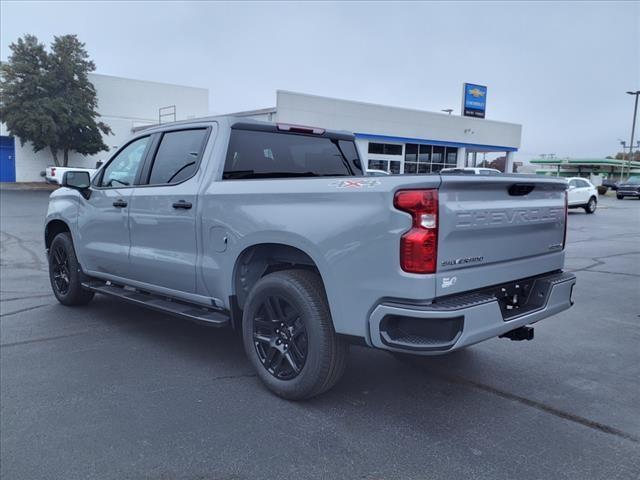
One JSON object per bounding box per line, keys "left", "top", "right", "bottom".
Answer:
{"left": 233, "top": 243, "right": 323, "bottom": 310}
{"left": 45, "top": 220, "right": 70, "bottom": 250}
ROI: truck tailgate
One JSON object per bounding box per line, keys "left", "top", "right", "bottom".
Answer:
{"left": 435, "top": 175, "right": 567, "bottom": 296}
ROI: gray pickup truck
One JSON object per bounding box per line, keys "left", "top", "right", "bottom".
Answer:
{"left": 45, "top": 117, "right": 576, "bottom": 399}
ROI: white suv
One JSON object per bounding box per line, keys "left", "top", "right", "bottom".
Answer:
{"left": 567, "top": 177, "right": 598, "bottom": 214}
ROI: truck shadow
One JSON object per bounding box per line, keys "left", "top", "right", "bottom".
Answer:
{"left": 87, "top": 294, "right": 484, "bottom": 404}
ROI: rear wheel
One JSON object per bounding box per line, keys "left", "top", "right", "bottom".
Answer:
{"left": 242, "top": 269, "right": 347, "bottom": 400}
{"left": 584, "top": 196, "right": 597, "bottom": 214}
{"left": 48, "top": 232, "right": 94, "bottom": 306}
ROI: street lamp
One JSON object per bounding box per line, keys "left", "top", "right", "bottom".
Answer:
{"left": 624, "top": 90, "right": 640, "bottom": 179}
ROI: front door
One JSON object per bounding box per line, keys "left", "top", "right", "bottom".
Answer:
{"left": 76, "top": 135, "right": 151, "bottom": 278}
{"left": 127, "top": 127, "right": 211, "bottom": 294}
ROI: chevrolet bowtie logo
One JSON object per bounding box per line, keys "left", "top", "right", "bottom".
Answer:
{"left": 468, "top": 88, "right": 485, "bottom": 98}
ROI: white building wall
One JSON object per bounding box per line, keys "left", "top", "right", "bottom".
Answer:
{"left": 274, "top": 90, "right": 521, "bottom": 150}
{"left": 2, "top": 73, "right": 209, "bottom": 181}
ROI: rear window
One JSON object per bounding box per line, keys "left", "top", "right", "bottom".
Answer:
{"left": 223, "top": 129, "right": 361, "bottom": 180}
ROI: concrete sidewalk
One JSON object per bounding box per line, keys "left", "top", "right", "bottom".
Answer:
{"left": 0, "top": 182, "right": 58, "bottom": 191}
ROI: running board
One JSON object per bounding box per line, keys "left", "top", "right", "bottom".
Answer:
{"left": 82, "top": 281, "right": 229, "bottom": 327}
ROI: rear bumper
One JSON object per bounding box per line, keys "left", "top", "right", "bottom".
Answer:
{"left": 368, "top": 271, "right": 576, "bottom": 355}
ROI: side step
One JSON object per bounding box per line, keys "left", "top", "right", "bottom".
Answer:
{"left": 82, "top": 281, "right": 229, "bottom": 327}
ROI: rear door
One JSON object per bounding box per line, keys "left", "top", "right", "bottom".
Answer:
{"left": 568, "top": 178, "right": 590, "bottom": 205}
{"left": 127, "top": 126, "right": 213, "bottom": 294}
{"left": 435, "top": 175, "right": 567, "bottom": 296}
{"left": 576, "top": 179, "right": 593, "bottom": 203}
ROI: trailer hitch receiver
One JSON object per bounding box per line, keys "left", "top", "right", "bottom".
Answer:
{"left": 499, "top": 326, "right": 534, "bottom": 341}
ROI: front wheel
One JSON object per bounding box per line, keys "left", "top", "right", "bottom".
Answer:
{"left": 242, "top": 270, "right": 348, "bottom": 400}
{"left": 584, "top": 196, "right": 597, "bottom": 214}
{"left": 617, "top": 194, "right": 624, "bottom": 200}
{"left": 48, "top": 232, "right": 94, "bottom": 306}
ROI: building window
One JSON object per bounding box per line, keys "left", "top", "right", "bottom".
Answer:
{"left": 367, "top": 159, "right": 402, "bottom": 174}
{"left": 368, "top": 143, "right": 402, "bottom": 155}
{"left": 368, "top": 140, "right": 461, "bottom": 174}
{"left": 419, "top": 145, "right": 431, "bottom": 163}
{"left": 445, "top": 147, "right": 457, "bottom": 166}
{"left": 431, "top": 146, "right": 444, "bottom": 164}
{"left": 368, "top": 159, "right": 388, "bottom": 171}
{"left": 405, "top": 144, "right": 418, "bottom": 163}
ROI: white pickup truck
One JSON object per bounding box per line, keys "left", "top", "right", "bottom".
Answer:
{"left": 43, "top": 166, "right": 97, "bottom": 185}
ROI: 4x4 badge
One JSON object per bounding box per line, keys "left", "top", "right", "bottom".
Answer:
{"left": 329, "top": 179, "right": 381, "bottom": 189}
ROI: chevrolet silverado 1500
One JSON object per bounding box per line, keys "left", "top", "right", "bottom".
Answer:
{"left": 45, "top": 117, "right": 576, "bottom": 399}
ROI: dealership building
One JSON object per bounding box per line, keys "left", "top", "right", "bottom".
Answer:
{"left": 230, "top": 90, "right": 522, "bottom": 175}
{"left": 0, "top": 79, "right": 523, "bottom": 182}
{"left": 0, "top": 73, "right": 209, "bottom": 182}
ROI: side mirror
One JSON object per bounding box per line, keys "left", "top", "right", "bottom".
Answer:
{"left": 62, "top": 171, "right": 91, "bottom": 190}
{"left": 568, "top": 185, "right": 576, "bottom": 190}
{"left": 95, "top": 160, "right": 103, "bottom": 169}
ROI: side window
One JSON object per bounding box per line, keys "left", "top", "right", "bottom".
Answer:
{"left": 100, "top": 136, "right": 150, "bottom": 187}
{"left": 148, "top": 129, "right": 208, "bottom": 185}
{"left": 578, "top": 179, "right": 590, "bottom": 188}
{"left": 568, "top": 179, "right": 577, "bottom": 187}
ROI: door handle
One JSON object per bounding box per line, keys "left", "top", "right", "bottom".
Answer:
{"left": 172, "top": 200, "right": 192, "bottom": 210}
{"left": 112, "top": 199, "right": 128, "bottom": 208}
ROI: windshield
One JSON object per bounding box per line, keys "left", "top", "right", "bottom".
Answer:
{"left": 625, "top": 176, "right": 640, "bottom": 184}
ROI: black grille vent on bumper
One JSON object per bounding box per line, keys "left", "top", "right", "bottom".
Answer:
{"left": 379, "top": 315, "right": 463, "bottom": 351}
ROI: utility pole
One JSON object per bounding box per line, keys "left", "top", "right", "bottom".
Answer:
{"left": 625, "top": 91, "right": 640, "bottom": 180}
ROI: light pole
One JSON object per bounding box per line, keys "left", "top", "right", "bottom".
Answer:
{"left": 625, "top": 90, "right": 640, "bottom": 180}
{"left": 619, "top": 140, "right": 627, "bottom": 180}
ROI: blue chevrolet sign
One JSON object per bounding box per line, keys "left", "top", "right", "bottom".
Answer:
{"left": 463, "top": 83, "right": 487, "bottom": 118}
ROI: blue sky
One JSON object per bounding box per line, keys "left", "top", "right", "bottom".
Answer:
{"left": 1, "top": 1, "right": 638, "bottom": 160}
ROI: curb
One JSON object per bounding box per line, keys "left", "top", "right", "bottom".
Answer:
{"left": 0, "top": 182, "right": 59, "bottom": 192}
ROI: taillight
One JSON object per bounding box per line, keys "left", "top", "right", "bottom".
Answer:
{"left": 51, "top": 167, "right": 56, "bottom": 177}
{"left": 563, "top": 190, "right": 568, "bottom": 249}
{"left": 394, "top": 189, "right": 438, "bottom": 273}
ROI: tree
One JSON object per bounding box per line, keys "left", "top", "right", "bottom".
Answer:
{"left": 0, "top": 34, "right": 111, "bottom": 166}
{"left": 612, "top": 151, "right": 640, "bottom": 161}
{"left": 489, "top": 156, "right": 507, "bottom": 172}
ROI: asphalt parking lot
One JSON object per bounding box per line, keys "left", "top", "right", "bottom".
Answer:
{"left": 1, "top": 188, "right": 639, "bottom": 480}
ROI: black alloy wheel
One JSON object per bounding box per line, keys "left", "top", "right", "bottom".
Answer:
{"left": 48, "top": 232, "right": 94, "bottom": 306}
{"left": 242, "top": 270, "right": 348, "bottom": 400}
{"left": 253, "top": 295, "right": 308, "bottom": 380}
{"left": 51, "top": 245, "right": 71, "bottom": 295}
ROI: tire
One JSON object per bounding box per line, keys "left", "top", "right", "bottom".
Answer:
{"left": 617, "top": 194, "right": 624, "bottom": 200}
{"left": 48, "top": 232, "right": 94, "bottom": 306}
{"left": 584, "top": 196, "right": 597, "bottom": 214}
{"left": 242, "top": 269, "right": 348, "bottom": 400}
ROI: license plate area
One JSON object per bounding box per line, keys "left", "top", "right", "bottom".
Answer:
{"left": 481, "top": 276, "right": 552, "bottom": 320}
